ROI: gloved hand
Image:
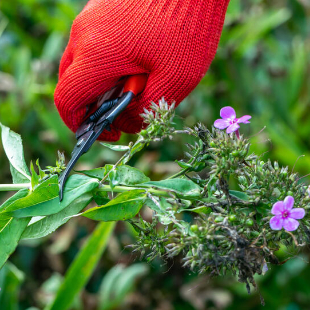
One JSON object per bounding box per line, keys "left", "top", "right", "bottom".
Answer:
{"left": 54, "top": 0, "right": 230, "bottom": 141}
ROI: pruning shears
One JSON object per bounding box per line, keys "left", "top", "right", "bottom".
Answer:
{"left": 58, "top": 74, "right": 148, "bottom": 201}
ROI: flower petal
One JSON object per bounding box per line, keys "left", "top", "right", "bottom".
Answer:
{"left": 262, "top": 263, "right": 268, "bottom": 275}
{"left": 226, "top": 123, "right": 240, "bottom": 134}
{"left": 283, "top": 196, "right": 294, "bottom": 210}
{"left": 237, "top": 115, "right": 251, "bottom": 124}
{"left": 290, "top": 208, "right": 305, "bottom": 219}
{"left": 271, "top": 201, "right": 284, "bottom": 215}
{"left": 220, "top": 106, "right": 236, "bottom": 120}
{"left": 270, "top": 215, "right": 283, "bottom": 230}
{"left": 214, "top": 119, "right": 230, "bottom": 129}
{"left": 283, "top": 218, "right": 299, "bottom": 231}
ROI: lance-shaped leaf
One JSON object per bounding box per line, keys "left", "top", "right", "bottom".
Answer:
{"left": 140, "top": 178, "right": 201, "bottom": 198}
{"left": 0, "top": 123, "right": 31, "bottom": 183}
{"left": 0, "top": 189, "right": 32, "bottom": 268}
{"left": 21, "top": 194, "right": 93, "bottom": 240}
{"left": 0, "top": 189, "right": 29, "bottom": 214}
{"left": 100, "top": 142, "right": 130, "bottom": 152}
{"left": 79, "top": 165, "right": 112, "bottom": 180}
{"left": 47, "top": 222, "right": 115, "bottom": 310}
{"left": 30, "top": 161, "right": 40, "bottom": 189}
{"left": 229, "top": 190, "right": 249, "bottom": 201}
{"left": 2, "top": 175, "right": 58, "bottom": 215}
{"left": 4, "top": 175, "right": 99, "bottom": 218}
{"left": 0, "top": 217, "right": 30, "bottom": 269}
{"left": 36, "top": 159, "right": 46, "bottom": 179}
{"left": 0, "top": 262, "right": 25, "bottom": 308}
{"left": 182, "top": 205, "right": 212, "bottom": 214}
{"left": 98, "top": 263, "right": 149, "bottom": 310}
{"left": 80, "top": 165, "right": 150, "bottom": 186}
{"left": 0, "top": 213, "right": 12, "bottom": 232}
{"left": 82, "top": 189, "right": 147, "bottom": 221}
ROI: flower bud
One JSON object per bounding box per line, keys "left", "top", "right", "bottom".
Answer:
{"left": 190, "top": 225, "right": 199, "bottom": 233}
{"left": 228, "top": 214, "right": 237, "bottom": 222}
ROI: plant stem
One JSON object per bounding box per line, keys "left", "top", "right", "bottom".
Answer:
{"left": 167, "top": 167, "right": 190, "bottom": 179}
{"left": 97, "top": 184, "right": 256, "bottom": 207}
{"left": 98, "top": 184, "right": 173, "bottom": 198}
{"left": 97, "top": 184, "right": 207, "bottom": 201}
{"left": 0, "top": 183, "right": 30, "bottom": 191}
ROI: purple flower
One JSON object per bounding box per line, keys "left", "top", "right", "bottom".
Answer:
{"left": 270, "top": 196, "right": 305, "bottom": 231}
{"left": 214, "top": 106, "right": 251, "bottom": 138}
{"left": 262, "top": 262, "right": 268, "bottom": 275}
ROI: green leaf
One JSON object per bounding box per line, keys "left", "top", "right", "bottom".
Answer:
{"left": 256, "top": 204, "right": 270, "bottom": 216}
{"left": 0, "top": 213, "right": 12, "bottom": 232}
{"left": 21, "top": 194, "right": 92, "bottom": 240}
{"left": 188, "top": 206, "right": 212, "bottom": 214}
{"left": 0, "top": 123, "right": 31, "bottom": 183}
{"left": 39, "top": 273, "right": 64, "bottom": 303}
{"left": 145, "top": 197, "right": 174, "bottom": 225}
{"left": 0, "top": 217, "right": 31, "bottom": 269}
{"left": 238, "top": 207, "right": 252, "bottom": 216}
{"left": 0, "top": 189, "right": 30, "bottom": 264}
{"left": 99, "top": 264, "right": 149, "bottom": 310}
{"left": 46, "top": 222, "right": 115, "bottom": 310}
{"left": 4, "top": 175, "right": 99, "bottom": 218}
{"left": 100, "top": 142, "right": 130, "bottom": 152}
{"left": 141, "top": 178, "right": 201, "bottom": 198}
{"left": 36, "top": 159, "right": 46, "bottom": 179}
{"left": 229, "top": 190, "right": 249, "bottom": 201}
{"left": 41, "top": 31, "right": 64, "bottom": 62}
{"left": 225, "top": 9, "right": 291, "bottom": 56}
{"left": 0, "top": 189, "right": 29, "bottom": 213}
{"left": 83, "top": 189, "right": 147, "bottom": 221}
{"left": 145, "top": 198, "right": 162, "bottom": 214}
{"left": 109, "top": 169, "right": 118, "bottom": 190}
{"left": 78, "top": 166, "right": 111, "bottom": 179}
{"left": 111, "top": 264, "right": 148, "bottom": 304}
{"left": 30, "top": 161, "right": 40, "bottom": 189}
{"left": 175, "top": 160, "right": 192, "bottom": 169}
{"left": 93, "top": 191, "right": 110, "bottom": 206}
{"left": 3, "top": 175, "right": 59, "bottom": 215}
{"left": 116, "top": 166, "right": 150, "bottom": 185}
{"left": 98, "top": 265, "right": 124, "bottom": 310}
{"left": 81, "top": 165, "right": 150, "bottom": 186}
{"left": 0, "top": 262, "right": 24, "bottom": 308}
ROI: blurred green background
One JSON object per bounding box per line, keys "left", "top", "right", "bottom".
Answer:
{"left": 0, "top": 0, "right": 310, "bottom": 309}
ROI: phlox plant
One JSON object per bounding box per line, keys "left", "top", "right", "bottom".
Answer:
{"left": 0, "top": 99, "right": 309, "bottom": 307}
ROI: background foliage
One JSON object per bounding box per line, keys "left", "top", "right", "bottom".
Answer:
{"left": 0, "top": 0, "right": 310, "bottom": 309}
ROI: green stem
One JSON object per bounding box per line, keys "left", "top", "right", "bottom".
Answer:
{"left": 0, "top": 183, "right": 30, "bottom": 191}
{"left": 98, "top": 184, "right": 172, "bottom": 198}
{"left": 167, "top": 143, "right": 201, "bottom": 180}
{"left": 100, "top": 139, "right": 147, "bottom": 184}
{"left": 167, "top": 167, "right": 190, "bottom": 179}
{"left": 97, "top": 184, "right": 201, "bottom": 201}
{"left": 97, "top": 185, "right": 254, "bottom": 206}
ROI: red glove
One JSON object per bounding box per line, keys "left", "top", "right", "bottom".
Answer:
{"left": 54, "top": 0, "right": 230, "bottom": 141}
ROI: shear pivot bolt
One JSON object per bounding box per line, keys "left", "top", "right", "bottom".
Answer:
{"left": 77, "top": 138, "right": 84, "bottom": 147}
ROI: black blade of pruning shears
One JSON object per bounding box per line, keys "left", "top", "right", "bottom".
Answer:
{"left": 58, "top": 74, "right": 148, "bottom": 201}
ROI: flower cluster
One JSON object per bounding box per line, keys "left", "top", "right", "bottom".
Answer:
{"left": 130, "top": 104, "right": 309, "bottom": 299}
{"left": 214, "top": 107, "right": 306, "bottom": 231}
